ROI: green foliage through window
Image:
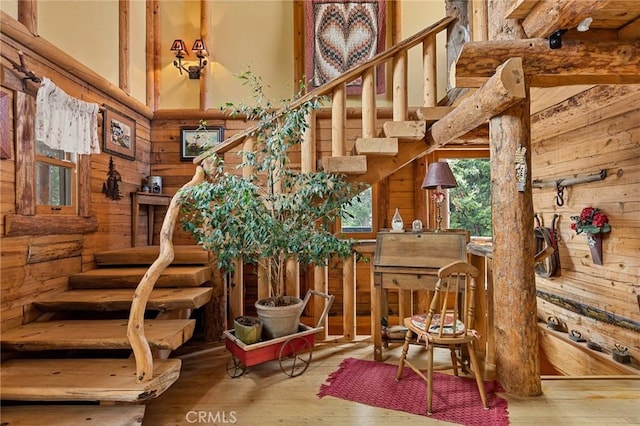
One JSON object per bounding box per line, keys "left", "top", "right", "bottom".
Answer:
{"left": 448, "top": 158, "right": 491, "bottom": 237}
{"left": 341, "top": 187, "right": 372, "bottom": 233}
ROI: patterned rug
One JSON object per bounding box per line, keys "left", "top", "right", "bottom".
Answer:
{"left": 318, "top": 358, "right": 510, "bottom": 426}
{"left": 305, "top": 0, "right": 386, "bottom": 94}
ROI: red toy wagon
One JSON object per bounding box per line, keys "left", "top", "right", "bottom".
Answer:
{"left": 224, "top": 290, "right": 334, "bottom": 378}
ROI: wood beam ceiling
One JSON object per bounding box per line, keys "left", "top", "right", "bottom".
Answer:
{"left": 452, "top": 39, "right": 640, "bottom": 88}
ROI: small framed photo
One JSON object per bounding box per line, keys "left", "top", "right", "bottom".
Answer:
{"left": 180, "top": 125, "right": 224, "bottom": 161}
{"left": 102, "top": 105, "right": 136, "bottom": 160}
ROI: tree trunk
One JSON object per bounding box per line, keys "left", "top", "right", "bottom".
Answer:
{"left": 490, "top": 93, "right": 542, "bottom": 396}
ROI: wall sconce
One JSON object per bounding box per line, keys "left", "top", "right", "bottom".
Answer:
{"left": 422, "top": 161, "right": 458, "bottom": 232}
{"left": 170, "top": 39, "right": 209, "bottom": 79}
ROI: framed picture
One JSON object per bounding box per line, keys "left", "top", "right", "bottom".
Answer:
{"left": 180, "top": 125, "right": 224, "bottom": 161}
{"left": 102, "top": 105, "right": 136, "bottom": 160}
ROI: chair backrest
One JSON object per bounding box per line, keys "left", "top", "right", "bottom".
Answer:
{"left": 426, "top": 260, "right": 479, "bottom": 338}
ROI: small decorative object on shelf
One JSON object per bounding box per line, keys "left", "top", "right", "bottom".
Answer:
{"left": 570, "top": 206, "right": 611, "bottom": 265}
{"left": 391, "top": 208, "right": 404, "bottom": 232}
{"left": 412, "top": 219, "right": 423, "bottom": 232}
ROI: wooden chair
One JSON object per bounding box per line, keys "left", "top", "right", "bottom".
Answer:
{"left": 395, "top": 260, "right": 488, "bottom": 415}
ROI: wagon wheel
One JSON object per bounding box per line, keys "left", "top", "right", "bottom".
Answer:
{"left": 278, "top": 336, "right": 312, "bottom": 377}
{"left": 226, "top": 357, "right": 246, "bottom": 378}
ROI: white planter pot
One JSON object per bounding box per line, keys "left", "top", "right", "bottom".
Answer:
{"left": 255, "top": 296, "right": 303, "bottom": 339}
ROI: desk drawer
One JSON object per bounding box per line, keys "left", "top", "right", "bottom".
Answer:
{"left": 377, "top": 272, "right": 438, "bottom": 290}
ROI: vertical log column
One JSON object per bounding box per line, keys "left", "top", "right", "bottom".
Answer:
{"left": 302, "top": 111, "right": 329, "bottom": 338}
{"left": 200, "top": 0, "right": 211, "bottom": 110}
{"left": 490, "top": 93, "right": 541, "bottom": 396}
{"left": 487, "top": 0, "right": 541, "bottom": 396}
{"left": 119, "top": 0, "right": 130, "bottom": 94}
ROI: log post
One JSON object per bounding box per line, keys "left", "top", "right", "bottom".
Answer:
{"left": 490, "top": 88, "right": 542, "bottom": 396}
{"left": 119, "top": 0, "right": 130, "bottom": 94}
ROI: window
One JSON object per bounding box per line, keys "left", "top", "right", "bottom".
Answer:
{"left": 447, "top": 158, "right": 491, "bottom": 237}
{"left": 341, "top": 186, "right": 374, "bottom": 234}
{"left": 35, "top": 141, "right": 76, "bottom": 215}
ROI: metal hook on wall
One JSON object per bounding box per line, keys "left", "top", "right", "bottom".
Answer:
{"left": 555, "top": 181, "right": 565, "bottom": 206}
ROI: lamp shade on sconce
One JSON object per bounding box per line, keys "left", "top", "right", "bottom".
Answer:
{"left": 191, "top": 39, "right": 208, "bottom": 56}
{"left": 422, "top": 162, "right": 457, "bottom": 189}
{"left": 170, "top": 39, "right": 187, "bottom": 56}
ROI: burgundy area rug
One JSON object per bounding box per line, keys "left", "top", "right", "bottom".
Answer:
{"left": 318, "top": 358, "right": 509, "bottom": 426}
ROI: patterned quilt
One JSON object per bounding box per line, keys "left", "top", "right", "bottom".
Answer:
{"left": 305, "top": 0, "right": 386, "bottom": 94}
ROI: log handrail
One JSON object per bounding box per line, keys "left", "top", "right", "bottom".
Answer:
{"left": 127, "top": 167, "right": 205, "bottom": 382}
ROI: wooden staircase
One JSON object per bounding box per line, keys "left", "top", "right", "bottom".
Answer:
{"left": 0, "top": 245, "right": 212, "bottom": 424}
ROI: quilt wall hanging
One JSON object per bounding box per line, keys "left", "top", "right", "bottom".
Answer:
{"left": 305, "top": 0, "right": 386, "bottom": 95}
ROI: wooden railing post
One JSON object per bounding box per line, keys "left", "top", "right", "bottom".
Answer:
{"left": 331, "top": 83, "right": 346, "bottom": 156}
{"left": 342, "top": 253, "right": 356, "bottom": 341}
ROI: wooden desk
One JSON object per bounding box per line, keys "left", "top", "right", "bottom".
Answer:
{"left": 131, "top": 192, "right": 171, "bottom": 246}
{"left": 371, "top": 230, "right": 469, "bottom": 361}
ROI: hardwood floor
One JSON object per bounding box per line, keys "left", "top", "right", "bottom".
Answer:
{"left": 143, "top": 339, "right": 640, "bottom": 425}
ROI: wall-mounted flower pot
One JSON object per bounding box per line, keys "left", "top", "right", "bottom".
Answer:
{"left": 587, "top": 232, "right": 603, "bottom": 265}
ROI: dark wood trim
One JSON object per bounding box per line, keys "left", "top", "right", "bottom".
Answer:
{"left": 537, "top": 290, "right": 640, "bottom": 333}
{"left": 5, "top": 214, "right": 98, "bottom": 237}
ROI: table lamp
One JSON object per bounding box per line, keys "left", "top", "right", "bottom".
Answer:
{"left": 421, "top": 162, "right": 457, "bottom": 232}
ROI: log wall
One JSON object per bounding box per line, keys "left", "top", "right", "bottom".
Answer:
{"left": 531, "top": 84, "right": 640, "bottom": 366}
{"left": 0, "top": 37, "right": 152, "bottom": 331}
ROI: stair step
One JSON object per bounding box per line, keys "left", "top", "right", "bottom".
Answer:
{"left": 1, "top": 319, "right": 195, "bottom": 351}
{"left": 0, "top": 358, "right": 181, "bottom": 402}
{"left": 322, "top": 155, "right": 367, "bottom": 175}
{"left": 69, "top": 266, "right": 212, "bottom": 289}
{"left": 33, "top": 287, "right": 213, "bottom": 312}
{"left": 95, "top": 245, "right": 209, "bottom": 266}
{"left": 382, "top": 120, "right": 426, "bottom": 140}
{"left": 354, "top": 137, "right": 398, "bottom": 156}
{"left": 0, "top": 404, "right": 145, "bottom": 425}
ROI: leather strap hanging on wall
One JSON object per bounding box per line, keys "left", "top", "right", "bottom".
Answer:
{"left": 534, "top": 214, "right": 559, "bottom": 278}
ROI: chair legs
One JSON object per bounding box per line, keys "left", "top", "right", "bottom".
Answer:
{"left": 466, "top": 341, "right": 489, "bottom": 410}
{"left": 395, "top": 329, "right": 412, "bottom": 380}
{"left": 396, "top": 330, "right": 488, "bottom": 414}
{"left": 426, "top": 344, "right": 434, "bottom": 415}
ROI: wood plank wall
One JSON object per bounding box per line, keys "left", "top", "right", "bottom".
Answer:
{"left": 0, "top": 39, "right": 152, "bottom": 331}
{"left": 531, "top": 84, "right": 640, "bottom": 364}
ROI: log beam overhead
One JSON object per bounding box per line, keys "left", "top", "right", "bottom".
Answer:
{"left": 521, "top": 0, "right": 608, "bottom": 39}
{"left": 432, "top": 57, "right": 525, "bottom": 146}
{"left": 452, "top": 39, "right": 640, "bottom": 88}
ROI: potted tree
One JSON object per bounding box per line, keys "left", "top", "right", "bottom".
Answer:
{"left": 179, "top": 71, "right": 366, "bottom": 340}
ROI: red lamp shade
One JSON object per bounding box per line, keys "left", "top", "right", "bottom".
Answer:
{"left": 421, "top": 162, "right": 457, "bottom": 189}
{"left": 170, "top": 39, "right": 187, "bottom": 56}
{"left": 191, "top": 39, "right": 208, "bottom": 56}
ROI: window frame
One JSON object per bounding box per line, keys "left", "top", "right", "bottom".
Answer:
{"left": 338, "top": 183, "right": 378, "bottom": 240}
{"left": 433, "top": 149, "right": 491, "bottom": 237}
{"left": 35, "top": 152, "right": 77, "bottom": 215}
{"left": 7, "top": 90, "right": 96, "bottom": 237}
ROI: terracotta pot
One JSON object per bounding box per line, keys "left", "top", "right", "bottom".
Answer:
{"left": 587, "top": 232, "right": 603, "bottom": 265}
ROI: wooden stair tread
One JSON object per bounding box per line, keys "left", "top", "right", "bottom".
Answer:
{"left": 382, "top": 120, "right": 426, "bottom": 140}
{"left": 33, "top": 287, "right": 213, "bottom": 312}
{"left": 95, "top": 245, "right": 209, "bottom": 266}
{"left": 354, "top": 137, "right": 398, "bottom": 156}
{"left": 69, "top": 266, "right": 212, "bottom": 288}
{"left": 1, "top": 319, "right": 195, "bottom": 351}
{"left": 0, "top": 358, "right": 181, "bottom": 402}
{"left": 322, "top": 155, "right": 367, "bottom": 175}
{"left": 0, "top": 404, "right": 145, "bottom": 425}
